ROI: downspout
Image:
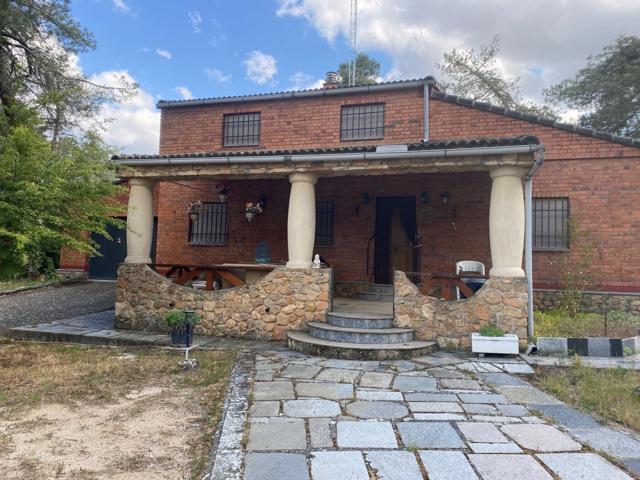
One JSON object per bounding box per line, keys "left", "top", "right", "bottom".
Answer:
{"left": 423, "top": 80, "right": 430, "bottom": 142}
{"left": 524, "top": 146, "right": 545, "bottom": 340}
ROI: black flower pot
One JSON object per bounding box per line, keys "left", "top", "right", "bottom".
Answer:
{"left": 170, "top": 322, "right": 194, "bottom": 347}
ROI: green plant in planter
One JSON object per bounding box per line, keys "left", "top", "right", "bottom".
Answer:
{"left": 478, "top": 324, "right": 505, "bottom": 337}
{"left": 163, "top": 309, "right": 201, "bottom": 328}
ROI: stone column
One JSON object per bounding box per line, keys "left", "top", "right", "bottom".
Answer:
{"left": 286, "top": 173, "right": 317, "bottom": 269}
{"left": 125, "top": 178, "right": 155, "bottom": 264}
{"left": 489, "top": 166, "right": 525, "bottom": 277}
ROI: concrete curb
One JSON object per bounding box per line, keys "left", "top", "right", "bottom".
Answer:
{"left": 202, "top": 350, "right": 255, "bottom": 480}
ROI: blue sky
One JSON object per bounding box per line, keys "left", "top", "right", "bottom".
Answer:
{"left": 71, "top": 0, "right": 640, "bottom": 154}
{"left": 72, "top": 0, "right": 383, "bottom": 100}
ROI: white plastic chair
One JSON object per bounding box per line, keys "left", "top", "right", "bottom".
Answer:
{"left": 455, "top": 260, "right": 486, "bottom": 299}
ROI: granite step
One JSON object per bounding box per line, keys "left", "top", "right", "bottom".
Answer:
{"left": 355, "top": 291, "right": 393, "bottom": 302}
{"left": 326, "top": 311, "right": 394, "bottom": 329}
{"left": 307, "top": 321, "right": 414, "bottom": 344}
{"left": 287, "top": 331, "right": 436, "bottom": 360}
{"left": 359, "top": 283, "right": 393, "bottom": 294}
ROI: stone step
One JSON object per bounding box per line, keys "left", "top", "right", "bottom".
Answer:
{"left": 359, "top": 283, "right": 393, "bottom": 294}
{"left": 307, "top": 321, "right": 414, "bottom": 344}
{"left": 287, "top": 331, "right": 437, "bottom": 360}
{"left": 355, "top": 291, "right": 393, "bottom": 302}
{"left": 326, "top": 311, "right": 394, "bottom": 329}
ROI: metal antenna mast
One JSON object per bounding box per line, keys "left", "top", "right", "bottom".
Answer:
{"left": 349, "top": 0, "right": 358, "bottom": 86}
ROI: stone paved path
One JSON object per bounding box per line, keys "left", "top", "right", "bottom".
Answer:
{"left": 217, "top": 350, "right": 640, "bottom": 480}
{"left": 0, "top": 281, "right": 115, "bottom": 333}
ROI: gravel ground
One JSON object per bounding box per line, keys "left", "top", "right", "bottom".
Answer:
{"left": 0, "top": 281, "right": 115, "bottom": 333}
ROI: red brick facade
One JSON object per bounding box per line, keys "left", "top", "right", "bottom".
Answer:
{"left": 70, "top": 83, "right": 640, "bottom": 292}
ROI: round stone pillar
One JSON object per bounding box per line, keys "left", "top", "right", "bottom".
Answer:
{"left": 125, "top": 178, "right": 155, "bottom": 264}
{"left": 286, "top": 173, "right": 317, "bottom": 269}
{"left": 489, "top": 166, "right": 525, "bottom": 277}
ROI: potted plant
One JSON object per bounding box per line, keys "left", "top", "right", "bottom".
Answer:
{"left": 164, "top": 309, "right": 200, "bottom": 347}
{"left": 471, "top": 323, "right": 519, "bottom": 355}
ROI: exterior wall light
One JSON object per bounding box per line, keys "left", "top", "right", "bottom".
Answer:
{"left": 187, "top": 200, "right": 203, "bottom": 222}
{"left": 218, "top": 186, "right": 229, "bottom": 203}
{"left": 420, "top": 192, "right": 429, "bottom": 204}
{"left": 440, "top": 192, "right": 450, "bottom": 204}
{"left": 362, "top": 192, "right": 370, "bottom": 204}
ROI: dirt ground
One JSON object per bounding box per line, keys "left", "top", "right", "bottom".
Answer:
{"left": 0, "top": 343, "right": 236, "bottom": 480}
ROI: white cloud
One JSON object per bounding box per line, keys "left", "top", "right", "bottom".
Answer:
{"left": 276, "top": 0, "right": 640, "bottom": 105}
{"left": 289, "top": 71, "right": 324, "bottom": 90}
{"left": 188, "top": 11, "right": 202, "bottom": 33}
{"left": 243, "top": 50, "right": 278, "bottom": 85}
{"left": 112, "top": 0, "right": 130, "bottom": 14}
{"left": 155, "top": 48, "right": 172, "bottom": 60}
{"left": 89, "top": 70, "right": 160, "bottom": 154}
{"left": 175, "top": 86, "right": 194, "bottom": 100}
{"left": 205, "top": 68, "right": 232, "bottom": 83}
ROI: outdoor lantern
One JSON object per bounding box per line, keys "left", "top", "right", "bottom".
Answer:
{"left": 187, "top": 201, "right": 203, "bottom": 222}
{"left": 246, "top": 210, "right": 255, "bottom": 222}
{"left": 218, "top": 186, "right": 229, "bottom": 203}
{"left": 420, "top": 192, "right": 429, "bottom": 204}
{"left": 362, "top": 192, "right": 370, "bottom": 204}
{"left": 440, "top": 192, "right": 450, "bottom": 204}
{"left": 258, "top": 194, "right": 268, "bottom": 209}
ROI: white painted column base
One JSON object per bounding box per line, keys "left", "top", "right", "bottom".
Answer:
{"left": 125, "top": 178, "right": 155, "bottom": 264}
{"left": 489, "top": 166, "right": 525, "bottom": 278}
{"left": 286, "top": 173, "right": 317, "bottom": 269}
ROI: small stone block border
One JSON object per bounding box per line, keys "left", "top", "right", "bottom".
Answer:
{"left": 201, "top": 350, "right": 254, "bottom": 480}
{"left": 537, "top": 336, "right": 640, "bottom": 357}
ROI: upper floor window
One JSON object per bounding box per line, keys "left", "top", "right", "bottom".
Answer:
{"left": 188, "top": 202, "right": 228, "bottom": 246}
{"left": 223, "top": 112, "right": 260, "bottom": 146}
{"left": 340, "top": 103, "right": 385, "bottom": 141}
{"left": 533, "top": 197, "right": 569, "bottom": 250}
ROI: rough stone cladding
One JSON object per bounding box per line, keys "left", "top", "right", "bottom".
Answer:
{"left": 394, "top": 271, "right": 528, "bottom": 349}
{"left": 155, "top": 171, "right": 492, "bottom": 282}
{"left": 159, "top": 88, "right": 424, "bottom": 155}
{"left": 534, "top": 289, "right": 640, "bottom": 314}
{"left": 115, "top": 263, "right": 331, "bottom": 340}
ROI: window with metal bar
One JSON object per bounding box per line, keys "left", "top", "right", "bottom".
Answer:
{"left": 315, "top": 201, "right": 334, "bottom": 247}
{"left": 188, "top": 203, "right": 228, "bottom": 245}
{"left": 223, "top": 112, "right": 261, "bottom": 146}
{"left": 533, "top": 197, "right": 569, "bottom": 250}
{"left": 340, "top": 103, "right": 385, "bottom": 141}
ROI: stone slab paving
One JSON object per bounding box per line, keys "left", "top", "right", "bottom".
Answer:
{"left": 232, "top": 349, "right": 640, "bottom": 479}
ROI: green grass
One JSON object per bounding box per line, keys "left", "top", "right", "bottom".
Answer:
{"left": 534, "top": 360, "right": 640, "bottom": 431}
{"left": 0, "top": 278, "right": 51, "bottom": 292}
{"left": 535, "top": 309, "right": 640, "bottom": 338}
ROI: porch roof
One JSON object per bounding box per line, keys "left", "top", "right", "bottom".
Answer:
{"left": 114, "top": 135, "right": 542, "bottom": 180}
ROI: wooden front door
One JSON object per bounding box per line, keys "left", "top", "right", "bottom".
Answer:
{"left": 374, "top": 197, "right": 417, "bottom": 284}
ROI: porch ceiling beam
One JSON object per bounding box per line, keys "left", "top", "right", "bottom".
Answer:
{"left": 116, "top": 144, "right": 542, "bottom": 180}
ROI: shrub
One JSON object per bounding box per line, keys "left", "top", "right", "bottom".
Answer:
{"left": 163, "top": 310, "right": 200, "bottom": 328}
{"left": 478, "top": 324, "right": 505, "bottom": 337}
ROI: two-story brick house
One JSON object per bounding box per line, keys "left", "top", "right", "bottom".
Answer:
{"left": 71, "top": 74, "right": 640, "bottom": 355}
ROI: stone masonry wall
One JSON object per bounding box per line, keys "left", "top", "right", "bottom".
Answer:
{"left": 115, "top": 264, "right": 331, "bottom": 341}
{"left": 394, "top": 271, "right": 528, "bottom": 349}
{"left": 534, "top": 289, "right": 640, "bottom": 314}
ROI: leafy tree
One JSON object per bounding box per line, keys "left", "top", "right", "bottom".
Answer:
{"left": 0, "top": 0, "right": 133, "bottom": 144}
{"left": 338, "top": 52, "right": 380, "bottom": 86}
{"left": 437, "top": 36, "right": 557, "bottom": 119}
{"left": 545, "top": 35, "right": 640, "bottom": 138}
{"left": 0, "top": 107, "right": 125, "bottom": 278}
{"left": 0, "top": 1, "right": 130, "bottom": 278}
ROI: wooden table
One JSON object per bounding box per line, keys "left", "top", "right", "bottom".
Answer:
{"left": 151, "top": 263, "right": 280, "bottom": 291}
{"left": 406, "top": 272, "right": 489, "bottom": 300}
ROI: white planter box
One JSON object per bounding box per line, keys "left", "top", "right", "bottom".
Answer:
{"left": 471, "top": 333, "right": 519, "bottom": 355}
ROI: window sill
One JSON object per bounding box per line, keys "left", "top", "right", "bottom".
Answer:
{"left": 533, "top": 248, "right": 569, "bottom": 253}
{"left": 339, "top": 136, "right": 385, "bottom": 142}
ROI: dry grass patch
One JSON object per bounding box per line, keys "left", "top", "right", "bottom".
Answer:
{"left": 534, "top": 360, "right": 640, "bottom": 432}
{"left": 0, "top": 341, "right": 237, "bottom": 480}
